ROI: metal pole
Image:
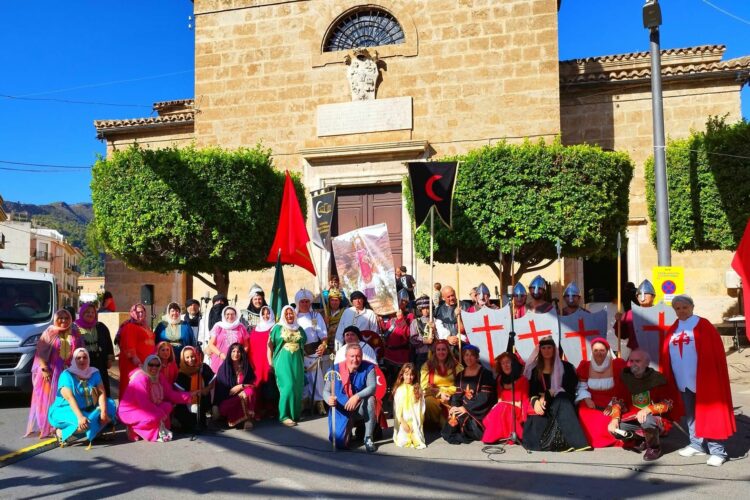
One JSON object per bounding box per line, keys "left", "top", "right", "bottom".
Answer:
{"left": 429, "top": 208, "right": 434, "bottom": 323}
{"left": 649, "top": 25, "right": 671, "bottom": 266}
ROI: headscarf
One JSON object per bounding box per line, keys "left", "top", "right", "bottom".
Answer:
{"left": 216, "top": 306, "right": 241, "bottom": 330}
{"left": 494, "top": 351, "right": 522, "bottom": 385}
{"left": 415, "top": 295, "right": 431, "bottom": 310}
{"left": 523, "top": 336, "right": 565, "bottom": 396}
{"left": 255, "top": 306, "right": 275, "bottom": 332}
{"left": 276, "top": 305, "right": 299, "bottom": 330}
{"left": 589, "top": 337, "right": 612, "bottom": 373}
{"left": 179, "top": 345, "right": 201, "bottom": 376}
{"left": 49, "top": 309, "right": 74, "bottom": 334}
{"left": 140, "top": 354, "right": 164, "bottom": 403}
{"left": 162, "top": 302, "right": 182, "bottom": 325}
{"left": 295, "top": 288, "right": 314, "bottom": 305}
{"left": 75, "top": 303, "right": 98, "bottom": 330}
{"left": 208, "top": 295, "right": 227, "bottom": 331}
{"left": 246, "top": 285, "right": 267, "bottom": 315}
{"left": 67, "top": 347, "right": 98, "bottom": 380}
{"left": 128, "top": 303, "right": 148, "bottom": 327}
{"left": 214, "top": 342, "right": 255, "bottom": 404}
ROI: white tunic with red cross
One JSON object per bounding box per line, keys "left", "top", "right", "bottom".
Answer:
{"left": 669, "top": 315, "right": 698, "bottom": 392}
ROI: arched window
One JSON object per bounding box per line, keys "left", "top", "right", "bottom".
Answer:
{"left": 324, "top": 8, "right": 405, "bottom": 52}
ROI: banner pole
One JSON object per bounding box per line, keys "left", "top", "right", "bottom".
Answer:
{"left": 429, "top": 208, "right": 435, "bottom": 324}
{"left": 617, "top": 232, "right": 623, "bottom": 358}
{"left": 455, "top": 248, "right": 462, "bottom": 355}
{"left": 556, "top": 239, "right": 563, "bottom": 349}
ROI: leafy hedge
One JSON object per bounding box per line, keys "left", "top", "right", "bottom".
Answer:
{"left": 91, "top": 144, "right": 305, "bottom": 293}
{"left": 645, "top": 117, "right": 750, "bottom": 251}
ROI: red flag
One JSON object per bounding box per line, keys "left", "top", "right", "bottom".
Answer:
{"left": 731, "top": 217, "right": 750, "bottom": 342}
{"left": 267, "top": 171, "right": 316, "bottom": 275}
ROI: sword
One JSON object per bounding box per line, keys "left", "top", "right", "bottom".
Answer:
{"left": 324, "top": 360, "right": 341, "bottom": 453}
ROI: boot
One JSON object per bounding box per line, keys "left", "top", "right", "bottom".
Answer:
{"left": 642, "top": 429, "right": 662, "bottom": 461}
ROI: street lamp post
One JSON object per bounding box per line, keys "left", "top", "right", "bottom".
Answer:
{"left": 643, "top": 0, "right": 671, "bottom": 266}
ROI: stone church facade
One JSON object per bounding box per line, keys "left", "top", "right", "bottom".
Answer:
{"left": 95, "top": 0, "right": 750, "bottom": 322}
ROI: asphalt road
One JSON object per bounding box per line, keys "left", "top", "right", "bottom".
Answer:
{"left": 2, "top": 353, "right": 750, "bottom": 499}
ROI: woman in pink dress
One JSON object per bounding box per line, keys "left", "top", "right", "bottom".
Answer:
{"left": 248, "top": 306, "right": 277, "bottom": 419}
{"left": 25, "top": 309, "right": 83, "bottom": 438}
{"left": 156, "top": 341, "right": 179, "bottom": 385}
{"left": 214, "top": 343, "right": 256, "bottom": 430}
{"left": 207, "top": 306, "right": 250, "bottom": 373}
{"left": 482, "top": 352, "right": 529, "bottom": 444}
{"left": 117, "top": 354, "right": 194, "bottom": 442}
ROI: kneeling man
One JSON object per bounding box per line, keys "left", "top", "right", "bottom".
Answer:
{"left": 324, "top": 343, "right": 378, "bottom": 452}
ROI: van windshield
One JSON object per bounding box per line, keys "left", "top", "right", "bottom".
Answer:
{"left": 0, "top": 278, "right": 54, "bottom": 324}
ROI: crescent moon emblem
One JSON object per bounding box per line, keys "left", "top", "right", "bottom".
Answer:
{"left": 315, "top": 200, "right": 322, "bottom": 218}
{"left": 425, "top": 174, "right": 443, "bottom": 202}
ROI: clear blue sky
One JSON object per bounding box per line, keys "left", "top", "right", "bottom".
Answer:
{"left": 1, "top": 0, "right": 748, "bottom": 204}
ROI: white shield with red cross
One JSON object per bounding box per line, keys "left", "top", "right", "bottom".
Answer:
{"left": 559, "top": 309, "right": 608, "bottom": 369}
{"left": 462, "top": 305, "right": 511, "bottom": 369}
{"left": 513, "top": 310, "right": 560, "bottom": 363}
{"left": 632, "top": 303, "right": 676, "bottom": 371}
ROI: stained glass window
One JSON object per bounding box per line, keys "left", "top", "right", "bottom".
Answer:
{"left": 324, "top": 8, "right": 405, "bottom": 52}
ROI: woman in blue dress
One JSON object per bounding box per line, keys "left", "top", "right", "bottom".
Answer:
{"left": 154, "top": 302, "right": 196, "bottom": 361}
{"left": 48, "top": 347, "right": 117, "bottom": 448}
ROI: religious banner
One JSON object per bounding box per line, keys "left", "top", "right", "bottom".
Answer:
{"left": 311, "top": 188, "right": 336, "bottom": 251}
{"left": 513, "top": 310, "right": 560, "bottom": 363}
{"left": 463, "top": 305, "right": 511, "bottom": 369}
{"left": 632, "top": 303, "right": 677, "bottom": 371}
{"left": 331, "top": 223, "right": 398, "bottom": 315}
{"left": 559, "top": 309, "right": 609, "bottom": 369}
{"left": 407, "top": 161, "right": 458, "bottom": 228}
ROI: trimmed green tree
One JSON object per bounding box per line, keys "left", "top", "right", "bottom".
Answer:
{"left": 405, "top": 139, "right": 634, "bottom": 290}
{"left": 91, "top": 144, "right": 306, "bottom": 295}
{"left": 646, "top": 116, "right": 750, "bottom": 251}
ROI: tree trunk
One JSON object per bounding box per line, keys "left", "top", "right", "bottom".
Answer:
{"left": 213, "top": 269, "right": 230, "bottom": 296}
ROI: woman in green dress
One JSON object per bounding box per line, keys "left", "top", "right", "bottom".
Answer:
{"left": 267, "top": 305, "right": 306, "bottom": 427}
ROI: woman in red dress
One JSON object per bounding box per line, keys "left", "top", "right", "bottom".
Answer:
{"left": 482, "top": 352, "right": 529, "bottom": 444}
{"left": 117, "top": 303, "right": 155, "bottom": 398}
{"left": 575, "top": 337, "right": 628, "bottom": 448}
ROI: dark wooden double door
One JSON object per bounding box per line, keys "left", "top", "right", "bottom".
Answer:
{"left": 331, "top": 184, "right": 403, "bottom": 271}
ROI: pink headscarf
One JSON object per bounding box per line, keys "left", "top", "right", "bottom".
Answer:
{"left": 128, "top": 303, "right": 148, "bottom": 327}
{"left": 48, "top": 309, "right": 74, "bottom": 334}
{"left": 75, "top": 302, "right": 98, "bottom": 330}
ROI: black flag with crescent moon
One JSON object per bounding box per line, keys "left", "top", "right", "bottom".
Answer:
{"left": 407, "top": 161, "right": 458, "bottom": 228}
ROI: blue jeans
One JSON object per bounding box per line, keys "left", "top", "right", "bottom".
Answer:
{"left": 681, "top": 389, "right": 727, "bottom": 458}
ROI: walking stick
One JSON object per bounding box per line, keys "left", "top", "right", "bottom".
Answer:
{"left": 324, "top": 361, "right": 341, "bottom": 453}
{"left": 616, "top": 232, "right": 623, "bottom": 358}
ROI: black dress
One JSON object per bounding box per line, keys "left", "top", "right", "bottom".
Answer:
{"left": 441, "top": 366, "right": 497, "bottom": 444}
{"left": 173, "top": 364, "right": 215, "bottom": 433}
{"left": 523, "top": 361, "right": 589, "bottom": 451}
{"left": 78, "top": 322, "right": 114, "bottom": 396}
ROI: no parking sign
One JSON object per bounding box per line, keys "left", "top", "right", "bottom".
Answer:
{"left": 653, "top": 266, "right": 684, "bottom": 305}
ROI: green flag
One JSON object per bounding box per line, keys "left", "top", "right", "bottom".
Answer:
{"left": 270, "top": 250, "right": 288, "bottom": 319}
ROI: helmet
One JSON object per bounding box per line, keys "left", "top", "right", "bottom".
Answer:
{"left": 397, "top": 289, "right": 410, "bottom": 303}
{"left": 563, "top": 282, "right": 581, "bottom": 299}
{"left": 476, "top": 283, "right": 490, "bottom": 297}
{"left": 529, "top": 275, "right": 547, "bottom": 295}
{"left": 637, "top": 279, "right": 656, "bottom": 300}
{"left": 512, "top": 282, "right": 527, "bottom": 297}
{"left": 248, "top": 283, "right": 264, "bottom": 297}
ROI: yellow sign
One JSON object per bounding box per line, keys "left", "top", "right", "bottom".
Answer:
{"left": 653, "top": 266, "right": 684, "bottom": 305}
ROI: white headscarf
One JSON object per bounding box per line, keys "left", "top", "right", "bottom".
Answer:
{"left": 276, "top": 305, "right": 299, "bottom": 330}
{"left": 522, "top": 338, "right": 565, "bottom": 396}
{"left": 255, "top": 306, "right": 275, "bottom": 332}
{"left": 294, "top": 288, "right": 314, "bottom": 305}
{"left": 216, "top": 306, "right": 241, "bottom": 330}
{"left": 67, "top": 347, "right": 98, "bottom": 380}
{"left": 162, "top": 303, "right": 183, "bottom": 325}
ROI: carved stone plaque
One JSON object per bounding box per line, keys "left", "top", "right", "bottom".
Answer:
{"left": 316, "top": 96, "right": 413, "bottom": 137}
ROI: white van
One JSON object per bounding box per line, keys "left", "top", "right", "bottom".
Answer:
{"left": 0, "top": 269, "right": 57, "bottom": 393}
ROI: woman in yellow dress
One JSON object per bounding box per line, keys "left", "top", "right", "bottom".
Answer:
{"left": 420, "top": 339, "right": 460, "bottom": 429}
{"left": 392, "top": 363, "right": 426, "bottom": 449}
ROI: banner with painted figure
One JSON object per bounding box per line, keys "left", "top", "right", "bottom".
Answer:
{"left": 463, "top": 306, "right": 511, "bottom": 369}
{"left": 331, "top": 223, "right": 398, "bottom": 316}
{"left": 513, "top": 310, "right": 560, "bottom": 363}
{"left": 559, "top": 309, "right": 609, "bottom": 369}
{"left": 632, "top": 303, "right": 676, "bottom": 371}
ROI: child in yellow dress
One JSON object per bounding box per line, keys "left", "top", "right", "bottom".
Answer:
{"left": 392, "top": 363, "right": 426, "bottom": 449}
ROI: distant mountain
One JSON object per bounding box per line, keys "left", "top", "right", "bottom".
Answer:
{"left": 1, "top": 200, "right": 103, "bottom": 275}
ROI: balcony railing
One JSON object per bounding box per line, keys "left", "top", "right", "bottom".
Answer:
{"left": 33, "top": 249, "right": 50, "bottom": 260}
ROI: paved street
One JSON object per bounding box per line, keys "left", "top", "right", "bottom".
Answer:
{"left": 2, "top": 352, "right": 750, "bottom": 499}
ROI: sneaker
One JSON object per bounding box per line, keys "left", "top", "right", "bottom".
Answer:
{"left": 678, "top": 445, "right": 706, "bottom": 457}
{"left": 706, "top": 455, "right": 727, "bottom": 467}
{"left": 364, "top": 437, "right": 377, "bottom": 453}
{"left": 643, "top": 447, "right": 663, "bottom": 461}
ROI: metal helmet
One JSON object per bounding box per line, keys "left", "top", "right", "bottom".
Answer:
{"left": 476, "top": 283, "right": 490, "bottom": 297}
{"left": 637, "top": 279, "right": 656, "bottom": 300}
{"left": 564, "top": 282, "right": 581, "bottom": 299}
{"left": 529, "top": 275, "right": 547, "bottom": 294}
{"left": 248, "top": 283, "right": 264, "bottom": 297}
{"left": 512, "top": 282, "right": 527, "bottom": 297}
{"left": 397, "top": 288, "right": 410, "bottom": 303}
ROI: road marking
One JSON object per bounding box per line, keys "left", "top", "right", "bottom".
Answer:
{"left": 0, "top": 438, "right": 57, "bottom": 468}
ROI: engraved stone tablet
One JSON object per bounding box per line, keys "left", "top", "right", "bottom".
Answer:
{"left": 317, "top": 96, "right": 412, "bottom": 137}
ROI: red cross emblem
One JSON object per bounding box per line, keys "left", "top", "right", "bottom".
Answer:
{"left": 671, "top": 331, "right": 692, "bottom": 358}
{"left": 471, "top": 314, "right": 504, "bottom": 363}
{"left": 564, "top": 318, "right": 601, "bottom": 362}
{"left": 517, "top": 320, "right": 552, "bottom": 348}
{"left": 642, "top": 311, "right": 670, "bottom": 370}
